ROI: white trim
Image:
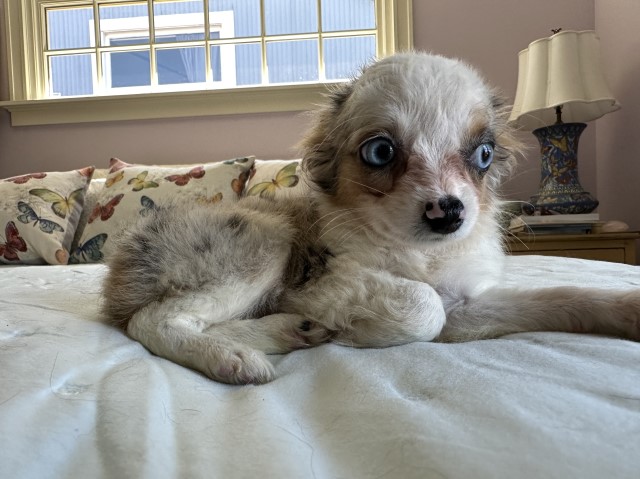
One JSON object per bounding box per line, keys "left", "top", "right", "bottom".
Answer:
{"left": 0, "top": 82, "right": 336, "bottom": 126}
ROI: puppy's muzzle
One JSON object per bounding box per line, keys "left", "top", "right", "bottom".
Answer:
{"left": 425, "top": 196, "right": 465, "bottom": 234}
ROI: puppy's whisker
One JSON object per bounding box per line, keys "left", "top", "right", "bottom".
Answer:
{"left": 496, "top": 223, "right": 529, "bottom": 249}
{"left": 317, "top": 216, "right": 366, "bottom": 242}
{"left": 338, "top": 177, "right": 391, "bottom": 197}
{"left": 336, "top": 223, "right": 372, "bottom": 247}
{"left": 309, "top": 207, "right": 371, "bottom": 233}
{"left": 318, "top": 210, "right": 359, "bottom": 236}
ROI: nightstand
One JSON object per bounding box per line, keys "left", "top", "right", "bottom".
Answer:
{"left": 506, "top": 231, "right": 640, "bottom": 265}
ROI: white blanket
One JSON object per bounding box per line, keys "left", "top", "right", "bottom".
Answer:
{"left": 1, "top": 256, "right": 639, "bottom": 479}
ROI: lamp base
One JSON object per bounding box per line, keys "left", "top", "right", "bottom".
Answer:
{"left": 524, "top": 191, "right": 599, "bottom": 215}
{"left": 523, "top": 122, "right": 599, "bottom": 216}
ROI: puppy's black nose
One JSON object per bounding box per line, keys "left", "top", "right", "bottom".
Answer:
{"left": 425, "top": 195, "right": 465, "bottom": 234}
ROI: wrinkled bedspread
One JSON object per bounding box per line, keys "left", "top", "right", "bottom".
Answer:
{"left": 1, "top": 256, "right": 639, "bottom": 479}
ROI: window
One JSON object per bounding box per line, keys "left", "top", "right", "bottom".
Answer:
{"left": 1, "top": 0, "right": 413, "bottom": 125}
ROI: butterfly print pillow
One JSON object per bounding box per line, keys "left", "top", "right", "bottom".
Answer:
{"left": 73, "top": 156, "right": 255, "bottom": 263}
{"left": 245, "top": 160, "right": 308, "bottom": 201}
{"left": 0, "top": 167, "right": 94, "bottom": 264}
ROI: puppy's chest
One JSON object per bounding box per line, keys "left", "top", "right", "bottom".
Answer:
{"left": 384, "top": 250, "right": 441, "bottom": 282}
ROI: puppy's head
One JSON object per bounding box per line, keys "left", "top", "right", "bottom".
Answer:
{"left": 301, "top": 52, "right": 519, "bottom": 245}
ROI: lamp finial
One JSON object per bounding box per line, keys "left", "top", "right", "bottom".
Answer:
{"left": 555, "top": 105, "right": 563, "bottom": 124}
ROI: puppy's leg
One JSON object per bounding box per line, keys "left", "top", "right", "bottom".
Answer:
{"left": 288, "top": 267, "right": 446, "bottom": 347}
{"left": 127, "top": 293, "right": 271, "bottom": 384}
{"left": 127, "top": 292, "right": 324, "bottom": 384}
{"left": 439, "top": 287, "right": 640, "bottom": 342}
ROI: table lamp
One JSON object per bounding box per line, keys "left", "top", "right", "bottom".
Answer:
{"left": 509, "top": 29, "right": 620, "bottom": 215}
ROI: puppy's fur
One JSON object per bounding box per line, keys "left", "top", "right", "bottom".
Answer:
{"left": 103, "top": 52, "right": 639, "bottom": 384}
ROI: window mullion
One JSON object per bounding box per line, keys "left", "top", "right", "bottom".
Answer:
{"left": 259, "top": 0, "right": 267, "bottom": 85}
{"left": 147, "top": 0, "right": 158, "bottom": 87}
{"left": 92, "top": 1, "right": 102, "bottom": 95}
{"left": 204, "top": 0, "right": 212, "bottom": 85}
{"left": 316, "top": 0, "right": 324, "bottom": 82}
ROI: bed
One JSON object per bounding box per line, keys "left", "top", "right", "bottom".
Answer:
{"left": 1, "top": 159, "right": 639, "bottom": 478}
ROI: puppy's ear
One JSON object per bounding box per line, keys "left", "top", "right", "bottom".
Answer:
{"left": 326, "top": 81, "right": 354, "bottom": 111}
{"left": 490, "top": 93, "right": 507, "bottom": 111}
{"left": 299, "top": 81, "right": 356, "bottom": 195}
{"left": 485, "top": 91, "right": 522, "bottom": 190}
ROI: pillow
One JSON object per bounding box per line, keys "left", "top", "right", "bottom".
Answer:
{"left": 245, "top": 160, "right": 309, "bottom": 200}
{"left": 71, "top": 156, "right": 255, "bottom": 263}
{"left": 0, "top": 167, "right": 95, "bottom": 265}
{"left": 70, "top": 177, "right": 106, "bottom": 254}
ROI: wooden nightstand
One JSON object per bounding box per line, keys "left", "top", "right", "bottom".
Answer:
{"left": 506, "top": 231, "right": 640, "bottom": 265}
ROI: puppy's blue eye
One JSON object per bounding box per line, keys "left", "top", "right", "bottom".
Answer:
{"left": 471, "top": 143, "right": 494, "bottom": 171}
{"left": 360, "top": 137, "right": 396, "bottom": 167}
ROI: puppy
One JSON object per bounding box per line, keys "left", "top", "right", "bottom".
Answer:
{"left": 102, "top": 52, "right": 639, "bottom": 384}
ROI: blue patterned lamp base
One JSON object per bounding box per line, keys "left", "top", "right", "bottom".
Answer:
{"left": 523, "top": 122, "right": 599, "bottom": 215}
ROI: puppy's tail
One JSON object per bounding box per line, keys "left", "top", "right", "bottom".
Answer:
{"left": 438, "top": 287, "right": 639, "bottom": 342}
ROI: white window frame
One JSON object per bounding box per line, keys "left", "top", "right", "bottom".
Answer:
{"left": 1, "top": 0, "right": 413, "bottom": 126}
{"left": 95, "top": 12, "right": 237, "bottom": 94}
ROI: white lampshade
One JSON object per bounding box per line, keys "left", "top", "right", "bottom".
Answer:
{"left": 509, "top": 30, "right": 620, "bottom": 130}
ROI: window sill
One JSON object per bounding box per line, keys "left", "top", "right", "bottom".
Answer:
{"left": 0, "top": 83, "right": 339, "bottom": 126}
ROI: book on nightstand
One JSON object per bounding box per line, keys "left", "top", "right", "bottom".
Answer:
{"left": 508, "top": 213, "right": 601, "bottom": 235}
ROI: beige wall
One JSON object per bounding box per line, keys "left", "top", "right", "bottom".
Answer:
{"left": 1, "top": 0, "right": 635, "bottom": 237}
{"left": 595, "top": 0, "right": 640, "bottom": 237}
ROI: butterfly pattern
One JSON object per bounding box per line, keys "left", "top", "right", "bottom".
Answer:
{"left": 29, "top": 187, "right": 83, "bottom": 219}
{"left": 17, "top": 202, "right": 64, "bottom": 234}
{"left": 108, "top": 158, "right": 130, "bottom": 173}
{"left": 165, "top": 166, "right": 206, "bottom": 186}
{"left": 128, "top": 171, "right": 159, "bottom": 192}
{"left": 195, "top": 193, "right": 223, "bottom": 205}
{"left": 69, "top": 233, "right": 108, "bottom": 264}
{"left": 247, "top": 162, "right": 299, "bottom": 199}
{"left": 231, "top": 169, "right": 253, "bottom": 197}
{"left": 139, "top": 195, "right": 158, "bottom": 217}
{"left": 76, "top": 166, "right": 95, "bottom": 178}
{"left": 1, "top": 166, "right": 96, "bottom": 264}
{"left": 0, "top": 221, "right": 27, "bottom": 262}
{"left": 73, "top": 158, "right": 256, "bottom": 263}
{"left": 106, "top": 171, "right": 124, "bottom": 188}
{"left": 4, "top": 172, "right": 47, "bottom": 184}
{"left": 223, "top": 157, "right": 252, "bottom": 165}
{"left": 89, "top": 194, "right": 125, "bottom": 223}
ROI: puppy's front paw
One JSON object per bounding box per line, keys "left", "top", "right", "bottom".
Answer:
{"left": 207, "top": 344, "right": 275, "bottom": 385}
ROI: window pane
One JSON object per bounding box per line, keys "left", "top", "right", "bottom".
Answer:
{"left": 321, "top": 0, "right": 376, "bottom": 32}
{"left": 324, "top": 36, "right": 375, "bottom": 80}
{"left": 210, "top": 0, "right": 260, "bottom": 38}
{"left": 157, "top": 47, "right": 206, "bottom": 85}
{"left": 267, "top": 40, "right": 318, "bottom": 83}
{"left": 264, "top": 0, "right": 317, "bottom": 35}
{"left": 99, "top": 3, "right": 149, "bottom": 46}
{"left": 154, "top": 1, "right": 205, "bottom": 43}
{"left": 232, "top": 43, "right": 262, "bottom": 85}
{"left": 103, "top": 50, "right": 151, "bottom": 88}
{"left": 47, "top": 7, "right": 95, "bottom": 50}
{"left": 49, "top": 54, "right": 94, "bottom": 96}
